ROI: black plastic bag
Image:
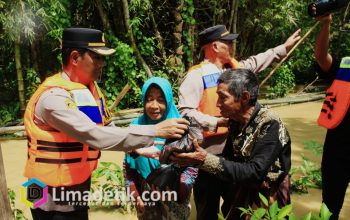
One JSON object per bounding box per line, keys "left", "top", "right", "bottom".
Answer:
{"left": 146, "top": 163, "right": 182, "bottom": 191}
{"left": 159, "top": 115, "right": 203, "bottom": 164}
{"left": 146, "top": 116, "right": 202, "bottom": 191}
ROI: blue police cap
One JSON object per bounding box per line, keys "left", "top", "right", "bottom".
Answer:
{"left": 199, "top": 25, "right": 239, "bottom": 47}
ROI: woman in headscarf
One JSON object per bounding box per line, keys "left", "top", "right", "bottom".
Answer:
{"left": 124, "top": 77, "right": 196, "bottom": 220}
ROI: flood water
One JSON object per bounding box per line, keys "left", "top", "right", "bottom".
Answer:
{"left": 1, "top": 101, "right": 349, "bottom": 219}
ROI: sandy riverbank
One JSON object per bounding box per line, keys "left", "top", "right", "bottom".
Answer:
{"left": 1, "top": 101, "right": 349, "bottom": 219}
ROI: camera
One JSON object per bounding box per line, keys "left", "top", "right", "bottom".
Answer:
{"left": 308, "top": 0, "right": 349, "bottom": 17}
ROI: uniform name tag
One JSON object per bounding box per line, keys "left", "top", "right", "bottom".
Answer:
{"left": 202, "top": 72, "right": 221, "bottom": 89}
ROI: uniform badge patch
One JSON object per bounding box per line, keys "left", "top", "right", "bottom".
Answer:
{"left": 65, "top": 99, "right": 77, "bottom": 110}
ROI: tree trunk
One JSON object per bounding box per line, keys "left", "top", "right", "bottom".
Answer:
{"left": 121, "top": 0, "right": 152, "bottom": 77}
{"left": 15, "top": 38, "right": 25, "bottom": 115}
{"left": 30, "top": 40, "right": 43, "bottom": 82}
{"left": 228, "top": 0, "right": 238, "bottom": 57}
{"left": 111, "top": 0, "right": 126, "bottom": 37}
{"left": 185, "top": 24, "right": 195, "bottom": 69}
{"left": 149, "top": 10, "right": 166, "bottom": 61}
{"left": 95, "top": 0, "right": 111, "bottom": 31}
{"left": 173, "top": 0, "right": 184, "bottom": 66}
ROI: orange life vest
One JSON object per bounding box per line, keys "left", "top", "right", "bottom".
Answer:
{"left": 194, "top": 58, "right": 240, "bottom": 137}
{"left": 24, "top": 73, "right": 112, "bottom": 187}
{"left": 318, "top": 57, "right": 350, "bottom": 129}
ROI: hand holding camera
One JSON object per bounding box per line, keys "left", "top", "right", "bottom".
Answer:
{"left": 308, "top": 0, "right": 349, "bottom": 17}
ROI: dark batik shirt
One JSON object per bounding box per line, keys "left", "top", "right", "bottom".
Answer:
{"left": 200, "top": 103, "right": 291, "bottom": 185}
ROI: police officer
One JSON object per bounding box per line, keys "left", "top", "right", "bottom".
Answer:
{"left": 24, "top": 28, "right": 189, "bottom": 220}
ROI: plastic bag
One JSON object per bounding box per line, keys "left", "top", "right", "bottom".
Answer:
{"left": 146, "top": 116, "right": 202, "bottom": 192}
{"left": 159, "top": 115, "right": 203, "bottom": 164}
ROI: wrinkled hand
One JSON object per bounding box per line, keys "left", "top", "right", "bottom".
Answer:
{"left": 136, "top": 197, "right": 145, "bottom": 213}
{"left": 217, "top": 117, "right": 229, "bottom": 127}
{"left": 155, "top": 118, "right": 190, "bottom": 139}
{"left": 134, "top": 146, "right": 160, "bottom": 159}
{"left": 284, "top": 29, "right": 301, "bottom": 53}
{"left": 170, "top": 139, "right": 207, "bottom": 166}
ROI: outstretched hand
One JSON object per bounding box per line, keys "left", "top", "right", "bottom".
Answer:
{"left": 134, "top": 146, "right": 160, "bottom": 159}
{"left": 284, "top": 29, "right": 301, "bottom": 53}
{"left": 169, "top": 139, "right": 207, "bottom": 166}
{"left": 155, "top": 118, "right": 190, "bottom": 139}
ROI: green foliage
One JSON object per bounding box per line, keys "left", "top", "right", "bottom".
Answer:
{"left": 0, "top": 102, "right": 20, "bottom": 126}
{"left": 0, "top": 60, "right": 18, "bottom": 121}
{"left": 182, "top": 0, "right": 196, "bottom": 64}
{"left": 238, "top": 194, "right": 293, "bottom": 220}
{"left": 25, "top": 68, "right": 41, "bottom": 99}
{"left": 238, "top": 193, "right": 332, "bottom": 220}
{"left": 291, "top": 140, "right": 323, "bottom": 193}
{"left": 103, "top": 34, "right": 146, "bottom": 109}
{"left": 103, "top": 33, "right": 180, "bottom": 110}
{"left": 217, "top": 212, "right": 225, "bottom": 220}
{"left": 131, "top": 17, "right": 156, "bottom": 57}
{"left": 8, "top": 188, "right": 27, "bottom": 220}
{"left": 288, "top": 45, "right": 316, "bottom": 84}
{"left": 304, "top": 140, "right": 323, "bottom": 156}
{"left": 237, "top": 0, "right": 318, "bottom": 93}
{"left": 91, "top": 161, "right": 126, "bottom": 208}
{"left": 2, "top": 0, "right": 350, "bottom": 118}
{"left": 0, "top": 0, "right": 66, "bottom": 43}
{"left": 266, "top": 64, "right": 295, "bottom": 98}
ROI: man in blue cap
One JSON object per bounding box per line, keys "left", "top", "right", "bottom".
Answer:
{"left": 24, "top": 27, "right": 189, "bottom": 220}
{"left": 178, "top": 24, "right": 300, "bottom": 220}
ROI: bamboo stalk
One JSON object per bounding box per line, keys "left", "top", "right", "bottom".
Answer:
{"left": 296, "top": 76, "right": 319, "bottom": 95}
{"left": 109, "top": 83, "right": 131, "bottom": 112}
{"left": 113, "top": 108, "right": 143, "bottom": 116}
{"left": 260, "top": 21, "right": 320, "bottom": 87}
{"left": 121, "top": 0, "right": 152, "bottom": 77}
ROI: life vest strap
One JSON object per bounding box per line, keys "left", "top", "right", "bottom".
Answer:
{"left": 37, "top": 146, "right": 84, "bottom": 152}
{"left": 37, "top": 140, "right": 83, "bottom": 147}
{"left": 35, "top": 157, "right": 82, "bottom": 164}
{"left": 87, "top": 152, "right": 100, "bottom": 161}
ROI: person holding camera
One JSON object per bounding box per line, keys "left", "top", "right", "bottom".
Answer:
{"left": 314, "top": 10, "right": 350, "bottom": 220}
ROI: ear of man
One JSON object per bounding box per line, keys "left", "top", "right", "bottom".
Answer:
{"left": 70, "top": 50, "right": 80, "bottom": 65}
{"left": 212, "top": 41, "right": 219, "bottom": 52}
{"left": 241, "top": 91, "right": 251, "bottom": 105}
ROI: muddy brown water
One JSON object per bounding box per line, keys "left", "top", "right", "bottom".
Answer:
{"left": 1, "top": 101, "right": 349, "bottom": 219}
